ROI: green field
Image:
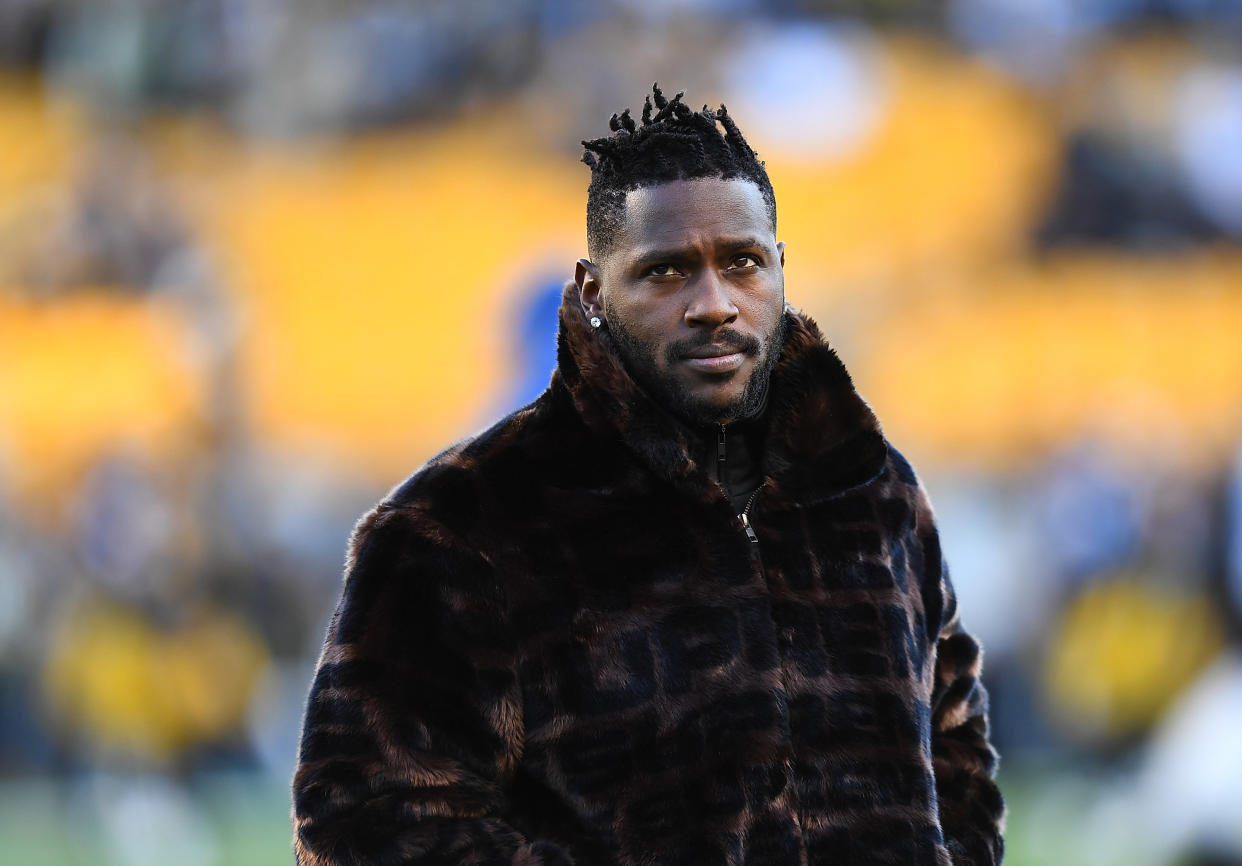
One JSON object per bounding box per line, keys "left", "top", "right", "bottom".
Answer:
{"left": 0, "top": 768, "right": 1185, "bottom": 866}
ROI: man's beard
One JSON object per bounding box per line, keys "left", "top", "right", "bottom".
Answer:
{"left": 606, "top": 314, "right": 788, "bottom": 427}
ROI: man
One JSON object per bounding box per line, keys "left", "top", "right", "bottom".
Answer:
{"left": 292, "top": 85, "right": 1005, "bottom": 866}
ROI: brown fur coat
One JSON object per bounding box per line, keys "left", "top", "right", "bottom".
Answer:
{"left": 292, "top": 284, "right": 1005, "bottom": 865}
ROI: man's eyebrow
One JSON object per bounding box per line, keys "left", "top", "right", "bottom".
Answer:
{"left": 630, "top": 245, "right": 698, "bottom": 266}
{"left": 630, "top": 246, "right": 700, "bottom": 270}
{"left": 717, "top": 236, "right": 769, "bottom": 253}
{"left": 631, "top": 237, "right": 769, "bottom": 265}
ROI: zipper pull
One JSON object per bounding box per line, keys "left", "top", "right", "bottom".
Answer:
{"left": 739, "top": 512, "right": 759, "bottom": 543}
{"left": 717, "top": 424, "right": 727, "bottom": 465}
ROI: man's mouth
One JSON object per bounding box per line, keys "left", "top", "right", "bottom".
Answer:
{"left": 679, "top": 346, "right": 748, "bottom": 373}
{"left": 681, "top": 343, "right": 743, "bottom": 359}
{"left": 668, "top": 330, "right": 760, "bottom": 375}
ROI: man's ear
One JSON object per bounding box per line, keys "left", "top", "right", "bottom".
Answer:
{"left": 576, "top": 258, "right": 603, "bottom": 319}
{"left": 777, "top": 240, "right": 785, "bottom": 268}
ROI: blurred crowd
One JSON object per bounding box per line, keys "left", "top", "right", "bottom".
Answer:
{"left": 2, "top": 1, "right": 1242, "bottom": 864}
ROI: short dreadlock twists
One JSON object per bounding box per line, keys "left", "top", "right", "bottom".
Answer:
{"left": 581, "top": 83, "right": 777, "bottom": 261}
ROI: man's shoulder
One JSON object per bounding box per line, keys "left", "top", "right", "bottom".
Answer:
{"left": 843, "top": 440, "right": 935, "bottom": 529}
{"left": 339, "top": 392, "right": 567, "bottom": 568}
{"left": 871, "top": 441, "right": 942, "bottom": 541}
{"left": 881, "top": 443, "right": 921, "bottom": 489}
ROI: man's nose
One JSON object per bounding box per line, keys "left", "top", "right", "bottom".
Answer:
{"left": 684, "top": 270, "right": 738, "bottom": 327}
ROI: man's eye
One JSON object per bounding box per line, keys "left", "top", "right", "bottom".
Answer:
{"left": 730, "top": 255, "right": 760, "bottom": 269}
{"left": 647, "top": 264, "right": 680, "bottom": 277}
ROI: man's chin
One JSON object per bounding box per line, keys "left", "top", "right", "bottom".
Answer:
{"left": 660, "top": 362, "right": 772, "bottom": 425}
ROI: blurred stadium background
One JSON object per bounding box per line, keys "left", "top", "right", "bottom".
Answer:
{"left": 2, "top": 1, "right": 1242, "bottom": 864}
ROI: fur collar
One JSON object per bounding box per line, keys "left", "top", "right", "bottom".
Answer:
{"left": 552, "top": 281, "right": 889, "bottom": 510}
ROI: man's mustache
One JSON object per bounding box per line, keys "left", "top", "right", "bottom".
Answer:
{"left": 665, "top": 330, "right": 761, "bottom": 363}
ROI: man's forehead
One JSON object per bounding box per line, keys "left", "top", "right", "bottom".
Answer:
{"left": 617, "top": 177, "right": 774, "bottom": 252}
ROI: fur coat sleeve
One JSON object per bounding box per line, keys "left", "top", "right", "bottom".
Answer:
{"left": 919, "top": 484, "right": 1007, "bottom": 866}
{"left": 291, "top": 501, "right": 573, "bottom": 866}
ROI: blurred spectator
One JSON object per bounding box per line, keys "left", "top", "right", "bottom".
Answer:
{"left": 1031, "top": 441, "right": 1144, "bottom": 588}
{"left": 1042, "top": 573, "right": 1223, "bottom": 747}
{"left": 719, "top": 21, "right": 889, "bottom": 163}
{"left": 1134, "top": 651, "right": 1242, "bottom": 861}
{"left": 1175, "top": 63, "right": 1242, "bottom": 236}
{"left": 1035, "top": 131, "right": 1222, "bottom": 249}
{"left": 13, "top": 133, "right": 191, "bottom": 296}
{"left": 42, "top": 597, "right": 269, "bottom": 767}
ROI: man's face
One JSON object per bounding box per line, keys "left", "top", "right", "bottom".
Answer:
{"left": 578, "top": 177, "right": 786, "bottom": 427}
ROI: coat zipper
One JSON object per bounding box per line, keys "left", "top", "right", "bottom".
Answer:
{"left": 720, "top": 422, "right": 763, "bottom": 546}
{"left": 739, "top": 485, "right": 762, "bottom": 544}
